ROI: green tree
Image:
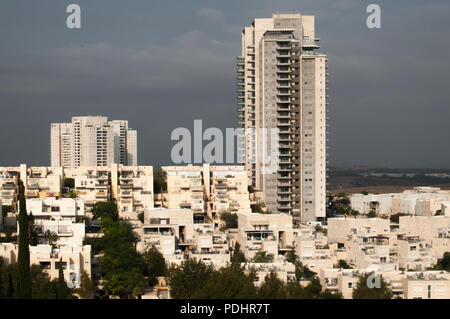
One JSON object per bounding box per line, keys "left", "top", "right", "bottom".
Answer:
{"left": 352, "top": 273, "right": 393, "bottom": 299}
{"left": 231, "top": 242, "right": 246, "bottom": 265}
{"left": 2, "top": 205, "right": 12, "bottom": 218}
{"left": 63, "top": 178, "right": 75, "bottom": 189}
{"left": 67, "top": 191, "right": 77, "bottom": 199}
{"left": 197, "top": 263, "right": 257, "bottom": 298}
{"left": 335, "top": 259, "right": 352, "bottom": 269}
{"left": 257, "top": 271, "right": 286, "bottom": 299}
{"left": 166, "top": 258, "right": 214, "bottom": 299}
{"left": 16, "top": 180, "right": 32, "bottom": 298}
{"left": 92, "top": 202, "right": 118, "bottom": 221}
{"left": 390, "top": 213, "right": 410, "bottom": 224}
{"left": 42, "top": 230, "right": 58, "bottom": 246}
{"left": 251, "top": 251, "right": 274, "bottom": 263}
{"left": 286, "top": 249, "right": 298, "bottom": 264}
{"left": 434, "top": 210, "right": 443, "bottom": 216}
{"left": 77, "top": 271, "right": 95, "bottom": 299}
{"left": 367, "top": 211, "right": 377, "bottom": 218}
{"left": 57, "top": 258, "right": 66, "bottom": 299}
{"left": 143, "top": 245, "right": 167, "bottom": 286}
{"left": 99, "top": 218, "right": 145, "bottom": 298}
{"left": 153, "top": 169, "right": 167, "bottom": 194}
{"left": 220, "top": 212, "right": 238, "bottom": 229}
{"left": 433, "top": 252, "right": 450, "bottom": 271}
{"left": 27, "top": 213, "right": 39, "bottom": 246}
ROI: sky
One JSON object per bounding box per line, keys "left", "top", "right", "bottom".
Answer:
{"left": 0, "top": 0, "right": 449, "bottom": 169}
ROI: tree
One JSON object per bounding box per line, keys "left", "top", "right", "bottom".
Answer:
{"left": 63, "top": 178, "right": 75, "bottom": 189}
{"left": 99, "top": 217, "right": 145, "bottom": 298}
{"left": 350, "top": 210, "right": 360, "bottom": 216}
{"left": 153, "top": 169, "right": 167, "bottom": 194}
{"left": 251, "top": 204, "right": 264, "bottom": 213}
{"left": 286, "top": 249, "right": 298, "bottom": 264}
{"left": 42, "top": 230, "right": 58, "bottom": 246}
{"left": 1, "top": 205, "right": 12, "bottom": 218}
{"left": 16, "top": 180, "right": 32, "bottom": 298}
{"left": 196, "top": 263, "right": 257, "bottom": 299}
{"left": 142, "top": 245, "right": 167, "bottom": 286}
{"left": 220, "top": 212, "right": 238, "bottom": 229}
{"left": 248, "top": 186, "right": 255, "bottom": 193}
{"left": 390, "top": 213, "right": 410, "bottom": 224}
{"left": 335, "top": 259, "right": 352, "bottom": 269}
{"left": 92, "top": 202, "right": 118, "bottom": 221}
{"left": 352, "top": 273, "right": 393, "bottom": 299}
{"left": 257, "top": 272, "right": 286, "bottom": 299}
{"left": 28, "top": 213, "right": 39, "bottom": 246}
{"left": 304, "top": 278, "right": 323, "bottom": 298}
{"left": 77, "top": 271, "right": 95, "bottom": 299}
{"left": 67, "top": 191, "right": 77, "bottom": 199}
{"left": 166, "top": 258, "right": 215, "bottom": 299}
{"left": 57, "top": 258, "right": 67, "bottom": 299}
{"left": 367, "top": 211, "right": 377, "bottom": 218}
{"left": 434, "top": 252, "right": 450, "bottom": 271}
{"left": 231, "top": 242, "right": 246, "bottom": 265}
{"left": 251, "top": 251, "right": 274, "bottom": 263}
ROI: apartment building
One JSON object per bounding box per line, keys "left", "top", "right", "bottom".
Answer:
{"left": 350, "top": 187, "right": 450, "bottom": 216}
{"left": 238, "top": 13, "right": 327, "bottom": 223}
{"left": 162, "top": 164, "right": 251, "bottom": 221}
{"left": 0, "top": 243, "right": 92, "bottom": 288}
{"left": 293, "top": 226, "right": 335, "bottom": 272}
{"left": 243, "top": 262, "right": 296, "bottom": 287}
{"left": 396, "top": 235, "right": 435, "bottom": 271}
{"left": 0, "top": 164, "right": 64, "bottom": 209}
{"left": 346, "top": 235, "right": 398, "bottom": 271}
{"left": 141, "top": 208, "right": 230, "bottom": 267}
{"left": 50, "top": 116, "right": 138, "bottom": 168}
{"left": 398, "top": 215, "right": 449, "bottom": 245}
{"left": 0, "top": 168, "right": 18, "bottom": 209}
{"left": 402, "top": 272, "right": 450, "bottom": 299}
{"left": 26, "top": 197, "right": 86, "bottom": 246}
{"left": 319, "top": 268, "right": 450, "bottom": 299}
{"left": 327, "top": 217, "right": 390, "bottom": 244}
{"left": 237, "top": 212, "right": 294, "bottom": 260}
{"left": 67, "top": 163, "right": 154, "bottom": 219}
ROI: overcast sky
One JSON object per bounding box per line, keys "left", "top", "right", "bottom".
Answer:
{"left": 0, "top": 0, "right": 449, "bottom": 169}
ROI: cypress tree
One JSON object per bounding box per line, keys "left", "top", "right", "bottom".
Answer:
{"left": 57, "top": 258, "right": 66, "bottom": 299}
{"left": 16, "top": 180, "right": 32, "bottom": 298}
{"left": 8, "top": 273, "right": 14, "bottom": 299}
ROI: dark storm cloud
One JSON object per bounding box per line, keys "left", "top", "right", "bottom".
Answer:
{"left": 0, "top": 0, "right": 449, "bottom": 168}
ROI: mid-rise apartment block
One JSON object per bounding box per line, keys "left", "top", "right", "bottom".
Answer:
{"left": 26, "top": 197, "right": 86, "bottom": 246}
{"left": 350, "top": 187, "right": 450, "bottom": 216}
{"left": 66, "top": 164, "right": 154, "bottom": 219}
{"left": 162, "top": 165, "right": 251, "bottom": 221}
{"left": 238, "top": 13, "right": 327, "bottom": 223}
{"left": 0, "top": 164, "right": 64, "bottom": 209}
{"left": 50, "top": 116, "right": 138, "bottom": 168}
{"left": 0, "top": 243, "right": 92, "bottom": 288}
{"left": 237, "top": 212, "right": 294, "bottom": 260}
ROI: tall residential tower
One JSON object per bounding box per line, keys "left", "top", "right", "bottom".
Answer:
{"left": 50, "top": 116, "right": 138, "bottom": 168}
{"left": 237, "top": 13, "right": 327, "bottom": 223}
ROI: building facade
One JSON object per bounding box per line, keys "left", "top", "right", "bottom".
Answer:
{"left": 50, "top": 116, "right": 138, "bottom": 168}
{"left": 238, "top": 13, "right": 327, "bottom": 223}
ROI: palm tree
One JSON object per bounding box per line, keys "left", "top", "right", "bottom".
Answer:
{"left": 42, "top": 230, "right": 58, "bottom": 246}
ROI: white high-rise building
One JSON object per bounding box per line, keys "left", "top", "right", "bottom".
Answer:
{"left": 238, "top": 13, "right": 327, "bottom": 223}
{"left": 50, "top": 116, "right": 138, "bottom": 168}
